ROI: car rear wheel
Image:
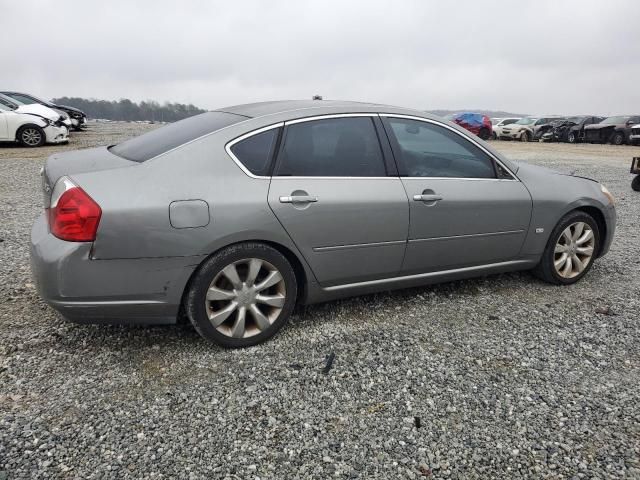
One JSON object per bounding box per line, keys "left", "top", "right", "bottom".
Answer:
{"left": 533, "top": 211, "right": 600, "bottom": 285}
{"left": 186, "top": 242, "right": 297, "bottom": 348}
{"left": 632, "top": 175, "right": 640, "bottom": 192}
{"left": 611, "top": 132, "right": 625, "bottom": 145}
{"left": 479, "top": 127, "right": 491, "bottom": 140}
{"left": 567, "top": 131, "right": 577, "bottom": 143}
{"left": 17, "top": 125, "right": 45, "bottom": 147}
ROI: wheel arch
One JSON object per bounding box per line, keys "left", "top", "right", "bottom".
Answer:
{"left": 574, "top": 205, "right": 607, "bottom": 257}
{"left": 15, "top": 122, "right": 45, "bottom": 142}
{"left": 177, "top": 238, "right": 310, "bottom": 323}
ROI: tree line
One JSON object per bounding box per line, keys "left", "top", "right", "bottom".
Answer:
{"left": 51, "top": 97, "right": 207, "bottom": 122}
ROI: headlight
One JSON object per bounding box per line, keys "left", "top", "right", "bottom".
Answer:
{"left": 600, "top": 184, "right": 615, "bottom": 205}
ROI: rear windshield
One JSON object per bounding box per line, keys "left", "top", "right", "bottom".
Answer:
{"left": 109, "top": 111, "right": 247, "bottom": 162}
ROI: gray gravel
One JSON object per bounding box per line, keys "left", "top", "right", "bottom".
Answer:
{"left": 1, "top": 125, "right": 639, "bottom": 479}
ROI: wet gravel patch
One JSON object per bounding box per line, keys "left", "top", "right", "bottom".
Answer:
{"left": 1, "top": 127, "right": 639, "bottom": 479}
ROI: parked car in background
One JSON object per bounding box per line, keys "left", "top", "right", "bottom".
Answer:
{"left": 629, "top": 124, "right": 640, "bottom": 146}
{"left": 447, "top": 112, "right": 493, "bottom": 140}
{"left": 30, "top": 100, "right": 616, "bottom": 347}
{"left": 584, "top": 115, "right": 640, "bottom": 145}
{"left": 0, "top": 94, "right": 70, "bottom": 132}
{"left": 491, "top": 117, "right": 520, "bottom": 139}
{"left": 532, "top": 117, "right": 566, "bottom": 141}
{"left": 1, "top": 91, "right": 86, "bottom": 131}
{"left": 0, "top": 100, "right": 68, "bottom": 147}
{"left": 540, "top": 116, "right": 605, "bottom": 143}
{"left": 501, "top": 117, "right": 564, "bottom": 142}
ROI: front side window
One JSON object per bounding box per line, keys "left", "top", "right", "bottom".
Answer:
{"left": 276, "top": 117, "right": 386, "bottom": 177}
{"left": 6, "top": 94, "right": 36, "bottom": 105}
{"left": 386, "top": 118, "right": 497, "bottom": 179}
{"left": 230, "top": 127, "right": 280, "bottom": 176}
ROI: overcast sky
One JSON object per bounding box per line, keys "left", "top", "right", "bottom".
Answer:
{"left": 3, "top": 0, "right": 639, "bottom": 115}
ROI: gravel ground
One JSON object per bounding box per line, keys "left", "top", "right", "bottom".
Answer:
{"left": 1, "top": 124, "right": 639, "bottom": 479}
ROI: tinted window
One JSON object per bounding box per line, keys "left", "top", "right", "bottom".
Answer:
{"left": 387, "top": 118, "right": 496, "bottom": 178}
{"left": 6, "top": 94, "right": 37, "bottom": 105}
{"left": 276, "top": 117, "right": 386, "bottom": 177}
{"left": 110, "top": 111, "right": 246, "bottom": 162}
{"left": 230, "top": 128, "right": 279, "bottom": 176}
{"left": 503, "top": 119, "right": 518, "bottom": 125}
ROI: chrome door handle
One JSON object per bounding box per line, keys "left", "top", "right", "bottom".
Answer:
{"left": 413, "top": 194, "right": 443, "bottom": 202}
{"left": 279, "top": 195, "right": 319, "bottom": 204}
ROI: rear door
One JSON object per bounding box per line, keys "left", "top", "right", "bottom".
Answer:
{"left": 267, "top": 115, "right": 409, "bottom": 286}
{"left": 381, "top": 115, "right": 532, "bottom": 275}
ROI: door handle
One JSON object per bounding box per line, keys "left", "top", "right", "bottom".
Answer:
{"left": 279, "top": 195, "right": 319, "bottom": 204}
{"left": 413, "top": 194, "right": 443, "bottom": 202}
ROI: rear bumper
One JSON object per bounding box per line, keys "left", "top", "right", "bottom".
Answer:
{"left": 30, "top": 213, "right": 204, "bottom": 325}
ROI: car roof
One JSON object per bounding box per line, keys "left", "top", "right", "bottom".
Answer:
{"left": 216, "top": 99, "right": 420, "bottom": 119}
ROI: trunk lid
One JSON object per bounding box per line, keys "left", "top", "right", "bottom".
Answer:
{"left": 42, "top": 146, "right": 137, "bottom": 207}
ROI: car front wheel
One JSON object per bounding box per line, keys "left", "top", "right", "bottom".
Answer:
{"left": 17, "top": 125, "right": 46, "bottom": 147}
{"left": 186, "top": 242, "right": 297, "bottom": 348}
{"left": 567, "top": 131, "right": 577, "bottom": 143}
{"left": 533, "top": 211, "right": 600, "bottom": 285}
{"left": 611, "top": 132, "right": 625, "bottom": 145}
{"left": 520, "top": 131, "right": 531, "bottom": 142}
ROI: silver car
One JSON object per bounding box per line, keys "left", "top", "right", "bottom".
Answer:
{"left": 31, "top": 100, "right": 616, "bottom": 347}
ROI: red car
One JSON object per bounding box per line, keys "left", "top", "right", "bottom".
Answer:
{"left": 446, "top": 112, "right": 493, "bottom": 140}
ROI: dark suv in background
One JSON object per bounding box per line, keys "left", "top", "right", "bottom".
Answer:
{"left": 583, "top": 115, "right": 640, "bottom": 145}
{"left": 541, "top": 116, "right": 605, "bottom": 143}
{"left": 1, "top": 91, "right": 87, "bottom": 131}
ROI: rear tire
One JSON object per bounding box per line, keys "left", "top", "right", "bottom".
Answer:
{"left": 186, "top": 242, "right": 297, "bottom": 348}
{"left": 532, "top": 211, "right": 600, "bottom": 285}
{"left": 632, "top": 175, "right": 640, "bottom": 192}
{"left": 17, "top": 125, "right": 45, "bottom": 147}
{"left": 567, "top": 131, "right": 577, "bottom": 143}
{"left": 479, "top": 127, "right": 491, "bottom": 140}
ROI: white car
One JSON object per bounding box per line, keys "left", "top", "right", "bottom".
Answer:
{"left": 0, "top": 100, "right": 69, "bottom": 147}
{"left": 0, "top": 93, "right": 72, "bottom": 130}
{"left": 491, "top": 117, "right": 521, "bottom": 139}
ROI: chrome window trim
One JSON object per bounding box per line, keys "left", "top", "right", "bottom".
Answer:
{"left": 379, "top": 113, "right": 519, "bottom": 181}
{"left": 224, "top": 122, "right": 284, "bottom": 179}
{"left": 284, "top": 113, "right": 377, "bottom": 125}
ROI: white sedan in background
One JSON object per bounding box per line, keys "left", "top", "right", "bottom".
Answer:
{"left": 0, "top": 101, "right": 68, "bottom": 147}
{"left": 490, "top": 117, "right": 521, "bottom": 139}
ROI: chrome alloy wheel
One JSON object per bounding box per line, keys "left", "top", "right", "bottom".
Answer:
{"left": 205, "top": 258, "right": 286, "bottom": 338}
{"left": 553, "top": 222, "right": 595, "bottom": 279}
{"left": 21, "top": 128, "right": 42, "bottom": 146}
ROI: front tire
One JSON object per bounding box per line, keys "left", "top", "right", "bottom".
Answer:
{"left": 186, "top": 243, "right": 298, "bottom": 348}
{"left": 567, "top": 131, "right": 577, "bottom": 143}
{"left": 632, "top": 175, "right": 640, "bottom": 192}
{"left": 479, "top": 127, "right": 491, "bottom": 140}
{"left": 520, "top": 131, "right": 531, "bottom": 142}
{"left": 611, "top": 132, "right": 625, "bottom": 145}
{"left": 17, "top": 125, "right": 45, "bottom": 147}
{"left": 533, "top": 211, "right": 600, "bottom": 285}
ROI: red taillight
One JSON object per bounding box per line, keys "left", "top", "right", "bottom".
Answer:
{"left": 48, "top": 182, "right": 101, "bottom": 242}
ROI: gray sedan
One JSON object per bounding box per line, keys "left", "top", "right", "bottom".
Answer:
{"left": 31, "top": 100, "right": 616, "bottom": 347}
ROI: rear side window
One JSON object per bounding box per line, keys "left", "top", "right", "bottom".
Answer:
{"left": 230, "top": 127, "right": 280, "bottom": 176}
{"left": 386, "top": 118, "right": 497, "bottom": 178}
{"left": 276, "top": 117, "right": 386, "bottom": 177}
{"left": 110, "top": 111, "right": 246, "bottom": 162}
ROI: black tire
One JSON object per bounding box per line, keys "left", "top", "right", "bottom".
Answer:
{"left": 17, "top": 125, "right": 46, "bottom": 147}
{"left": 632, "top": 175, "right": 640, "bottom": 192}
{"left": 492, "top": 131, "right": 497, "bottom": 140}
{"left": 186, "top": 242, "right": 298, "bottom": 348}
{"left": 520, "top": 131, "right": 531, "bottom": 142}
{"left": 479, "top": 128, "right": 491, "bottom": 141}
{"left": 611, "top": 131, "right": 625, "bottom": 145}
{"left": 567, "top": 131, "right": 577, "bottom": 143}
{"left": 532, "top": 210, "right": 600, "bottom": 285}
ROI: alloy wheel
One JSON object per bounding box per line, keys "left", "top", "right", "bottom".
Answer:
{"left": 22, "top": 128, "right": 42, "bottom": 146}
{"left": 205, "top": 258, "right": 286, "bottom": 338}
{"left": 553, "top": 222, "right": 595, "bottom": 279}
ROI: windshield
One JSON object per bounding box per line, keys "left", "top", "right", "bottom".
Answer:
{"left": 0, "top": 94, "right": 18, "bottom": 110}
{"left": 109, "top": 111, "right": 246, "bottom": 162}
{"left": 491, "top": 118, "right": 501, "bottom": 125}
{"left": 515, "top": 118, "right": 536, "bottom": 125}
{"left": 600, "top": 116, "right": 628, "bottom": 125}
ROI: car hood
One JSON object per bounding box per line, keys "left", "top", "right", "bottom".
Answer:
{"left": 584, "top": 123, "right": 622, "bottom": 130}
{"left": 55, "top": 104, "right": 86, "bottom": 116}
{"left": 15, "top": 104, "right": 60, "bottom": 121}
{"left": 514, "top": 161, "right": 598, "bottom": 184}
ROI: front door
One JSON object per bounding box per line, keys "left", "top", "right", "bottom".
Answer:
{"left": 382, "top": 115, "right": 532, "bottom": 275}
{"left": 268, "top": 115, "right": 409, "bottom": 286}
